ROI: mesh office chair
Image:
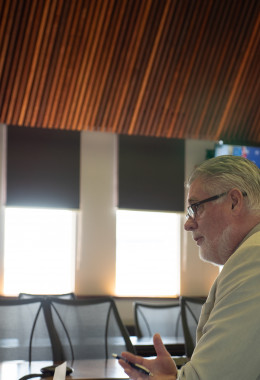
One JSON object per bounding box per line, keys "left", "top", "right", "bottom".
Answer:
{"left": 0, "top": 298, "right": 54, "bottom": 362}
{"left": 180, "top": 296, "right": 206, "bottom": 358}
{"left": 134, "top": 302, "right": 183, "bottom": 338}
{"left": 47, "top": 296, "right": 136, "bottom": 361}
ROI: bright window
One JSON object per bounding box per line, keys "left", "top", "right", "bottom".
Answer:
{"left": 115, "top": 210, "right": 181, "bottom": 296}
{"left": 3, "top": 207, "right": 77, "bottom": 296}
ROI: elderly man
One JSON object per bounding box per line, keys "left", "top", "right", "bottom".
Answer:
{"left": 119, "top": 155, "right": 260, "bottom": 380}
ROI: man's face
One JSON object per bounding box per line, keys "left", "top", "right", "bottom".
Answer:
{"left": 184, "top": 178, "right": 232, "bottom": 265}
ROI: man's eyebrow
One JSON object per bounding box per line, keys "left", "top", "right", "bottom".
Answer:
{"left": 188, "top": 197, "right": 199, "bottom": 204}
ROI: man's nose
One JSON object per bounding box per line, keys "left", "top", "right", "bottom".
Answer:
{"left": 184, "top": 216, "right": 197, "bottom": 231}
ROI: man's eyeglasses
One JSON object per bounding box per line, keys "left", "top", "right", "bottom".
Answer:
{"left": 186, "top": 191, "right": 247, "bottom": 220}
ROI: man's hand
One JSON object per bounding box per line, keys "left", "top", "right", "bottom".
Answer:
{"left": 118, "top": 333, "right": 178, "bottom": 380}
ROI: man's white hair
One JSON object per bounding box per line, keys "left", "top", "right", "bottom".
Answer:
{"left": 187, "top": 155, "right": 260, "bottom": 215}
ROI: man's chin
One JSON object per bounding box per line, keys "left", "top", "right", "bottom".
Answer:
{"left": 198, "top": 226, "right": 233, "bottom": 266}
{"left": 199, "top": 248, "right": 219, "bottom": 266}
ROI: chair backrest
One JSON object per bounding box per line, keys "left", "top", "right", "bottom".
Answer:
{"left": 180, "top": 296, "right": 206, "bottom": 358}
{"left": 47, "top": 296, "right": 135, "bottom": 361}
{"left": 19, "top": 292, "right": 76, "bottom": 300}
{"left": 134, "top": 302, "right": 183, "bottom": 338}
{"left": 0, "top": 298, "right": 53, "bottom": 362}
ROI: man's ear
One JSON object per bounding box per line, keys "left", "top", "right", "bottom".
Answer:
{"left": 229, "top": 189, "right": 244, "bottom": 214}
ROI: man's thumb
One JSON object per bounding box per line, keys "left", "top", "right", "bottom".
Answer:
{"left": 153, "top": 333, "right": 171, "bottom": 357}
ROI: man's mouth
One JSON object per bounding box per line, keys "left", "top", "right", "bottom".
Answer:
{"left": 194, "top": 236, "right": 204, "bottom": 246}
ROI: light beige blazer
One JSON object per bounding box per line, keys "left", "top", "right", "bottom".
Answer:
{"left": 178, "top": 224, "right": 260, "bottom": 380}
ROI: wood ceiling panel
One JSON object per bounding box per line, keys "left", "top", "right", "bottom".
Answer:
{"left": 0, "top": 0, "right": 259, "bottom": 144}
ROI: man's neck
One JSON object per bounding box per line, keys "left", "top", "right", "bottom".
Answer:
{"left": 236, "top": 217, "right": 260, "bottom": 248}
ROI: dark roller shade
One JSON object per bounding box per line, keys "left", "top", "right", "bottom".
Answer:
{"left": 6, "top": 126, "right": 80, "bottom": 209}
{"left": 118, "top": 135, "right": 185, "bottom": 212}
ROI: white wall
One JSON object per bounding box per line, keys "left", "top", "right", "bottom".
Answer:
{"left": 0, "top": 124, "right": 6, "bottom": 293}
{"left": 75, "top": 131, "right": 117, "bottom": 295}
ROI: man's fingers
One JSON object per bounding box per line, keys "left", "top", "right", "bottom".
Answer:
{"left": 118, "top": 356, "right": 150, "bottom": 380}
{"left": 120, "top": 351, "right": 143, "bottom": 363}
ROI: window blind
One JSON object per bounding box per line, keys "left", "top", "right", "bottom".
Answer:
{"left": 118, "top": 135, "right": 185, "bottom": 212}
{"left": 6, "top": 125, "right": 80, "bottom": 209}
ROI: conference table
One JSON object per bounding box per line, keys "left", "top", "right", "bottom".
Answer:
{"left": 0, "top": 357, "right": 188, "bottom": 380}
{"left": 0, "top": 359, "right": 128, "bottom": 380}
{"left": 0, "top": 338, "right": 186, "bottom": 379}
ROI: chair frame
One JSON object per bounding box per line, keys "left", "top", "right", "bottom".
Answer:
{"left": 0, "top": 297, "right": 53, "bottom": 362}
{"left": 19, "top": 292, "right": 76, "bottom": 300}
{"left": 1, "top": 295, "right": 135, "bottom": 363}
{"left": 47, "top": 296, "right": 136, "bottom": 360}
{"left": 134, "top": 301, "right": 182, "bottom": 338}
{"left": 180, "top": 296, "right": 206, "bottom": 358}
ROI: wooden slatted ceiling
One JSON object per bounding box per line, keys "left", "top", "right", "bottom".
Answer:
{"left": 0, "top": 0, "right": 259, "bottom": 144}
